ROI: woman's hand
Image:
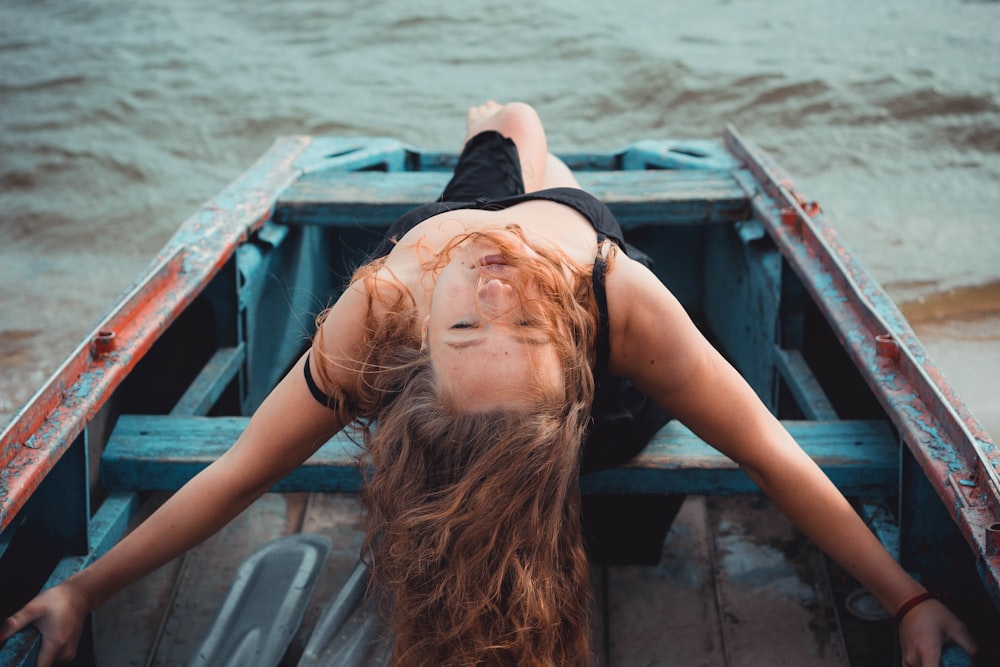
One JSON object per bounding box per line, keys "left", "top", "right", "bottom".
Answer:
{"left": 0, "top": 581, "right": 90, "bottom": 667}
{"left": 898, "top": 598, "right": 977, "bottom": 667}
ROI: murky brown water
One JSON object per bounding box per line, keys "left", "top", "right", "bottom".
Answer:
{"left": 2, "top": 0, "right": 998, "bottom": 436}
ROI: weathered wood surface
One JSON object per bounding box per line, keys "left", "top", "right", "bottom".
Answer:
{"left": 88, "top": 494, "right": 178, "bottom": 664}
{"left": 605, "top": 495, "right": 850, "bottom": 666}
{"left": 604, "top": 496, "right": 725, "bottom": 665}
{"left": 101, "top": 416, "right": 899, "bottom": 497}
{"left": 93, "top": 494, "right": 859, "bottom": 666}
{"left": 708, "top": 496, "right": 849, "bottom": 666}
{"left": 273, "top": 169, "right": 750, "bottom": 229}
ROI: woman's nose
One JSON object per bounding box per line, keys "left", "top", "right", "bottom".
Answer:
{"left": 478, "top": 278, "right": 514, "bottom": 315}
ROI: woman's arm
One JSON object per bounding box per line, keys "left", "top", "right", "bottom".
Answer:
{"left": 0, "top": 284, "right": 369, "bottom": 667}
{"left": 606, "top": 255, "right": 977, "bottom": 666}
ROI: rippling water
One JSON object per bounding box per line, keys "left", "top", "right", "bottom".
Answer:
{"left": 2, "top": 0, "right": 999, "bottom": 430}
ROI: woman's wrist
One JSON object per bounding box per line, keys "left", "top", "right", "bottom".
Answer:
{"left": 63, "top": 570, "right": 104, "bottom": 612}
{"left": 894, "top": 590, "right": 936, "bottom": 627}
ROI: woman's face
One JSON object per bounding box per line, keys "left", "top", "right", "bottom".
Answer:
{"left": 425, "top": 236, "right": 563, "bottom": 412}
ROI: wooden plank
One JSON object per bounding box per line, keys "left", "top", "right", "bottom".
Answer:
{"left": 272, "top": 170, "right": 749, "bottom": 229}
{"left": 605, "top": 496, "right": 726, "bottom": 666}
{"left": 774, "top": 347, "right": 839, "bottom": 420}
{"left": 101, "top": 416, "right": 364, "bottom": 492}
{"left": 702, "top": 222, "right": 782, "bottom": 409}
{"left": 94, "top": 493, "right": 182, "bottom": 667}
{"left": 170, "top": 344, "right": 245, "bottom": 417}
{"left": 584, "top": 420, "right": 896, "bottom": 497}
{"left": 590, "top": 565, "right": 609, "bottom": 667}
{"left": 95, "top": 560, "right": 182, "bottom": 666}
{"left": 101, "top": 417, "right": 898, "bottom": 497}
{"left": 708, "top": 496, "right": 849, "bottom": 667}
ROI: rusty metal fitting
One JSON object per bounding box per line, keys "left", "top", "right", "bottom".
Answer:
{"left": 875, "top": 334, "right": 900, "bottom": 363}
{"left": 780, "top": 207, "right": 799, "bottom": 229}
{"left": 92, "top": 330, "right": 116, "bottom": 357}
{"left": 987, "top": 523, "right": 1000, "bottom": 558}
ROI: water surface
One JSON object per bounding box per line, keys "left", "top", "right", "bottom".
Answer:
{"left": 2, "top": 0, "right": 998, "bottom": 433}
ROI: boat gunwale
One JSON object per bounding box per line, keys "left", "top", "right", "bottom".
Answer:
{"left": 724, "top": 125, "right": 1000, "bottom": 603}
{"left": 0, "top": 136, "right": 314, "bottom": 532}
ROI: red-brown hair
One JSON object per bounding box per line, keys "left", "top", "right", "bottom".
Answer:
{"left": 315, "top": 226, "right": 611, "bottom": 665}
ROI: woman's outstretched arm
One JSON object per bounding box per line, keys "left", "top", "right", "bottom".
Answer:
{"left": 0, "top": 285, "right": 369, "bottom": 667}
{"left": 606, "top": 254, "right": 978, "bottom": 667}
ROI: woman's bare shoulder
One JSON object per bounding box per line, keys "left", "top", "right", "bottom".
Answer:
{"left": 326, "top": 262, "right": 411, "bottom": 316}
{"left": 316, "top": 267, "right": 419, "bottom": 349}
{"left": 603, "top": 251, "right": 675, "bottom": 324}
{"left": 603, "top": 252, "right": 707, "bottom": 387}
{"left": 313, "top": 278, "right": 378, "bottom": 360}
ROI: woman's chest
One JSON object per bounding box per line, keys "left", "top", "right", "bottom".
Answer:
{"left": 393, "top": 200, "right": 599, "bottom": 264}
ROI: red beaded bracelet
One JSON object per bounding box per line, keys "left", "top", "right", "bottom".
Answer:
{"left": 894, "top": 591, "right": 936, "bottom": 627}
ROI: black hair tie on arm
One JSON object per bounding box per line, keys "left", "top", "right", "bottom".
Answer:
{"left": 303, "top": 352, "right": 341, "bottom": 410}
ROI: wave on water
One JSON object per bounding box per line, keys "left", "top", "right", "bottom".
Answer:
{"left": 1, "top": 0, "right": 999, "bottom": 425}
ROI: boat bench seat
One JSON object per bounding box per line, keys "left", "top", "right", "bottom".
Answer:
{"left": 272, "top": 169, "right": 751, "bottom": 229}
{"left": 101, "top": 415, "right": 898, "bottom": 497}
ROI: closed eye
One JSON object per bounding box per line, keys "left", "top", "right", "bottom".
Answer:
{"left": 451, "top": 321, "right": 476, "bottom": 330}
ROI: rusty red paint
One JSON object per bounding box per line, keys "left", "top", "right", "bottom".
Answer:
{"left": 0, "top": 136, "right": 314, "bottom": 532}
{"left": 91, "top": 331, "right": 116, "bottom": 357}
{"left": 875, "top": 334, "right": 901, "bottom": 363}
{"left": 726, "top": 126, "right": 1000, "bottom": 602}
{"left": 780, "top": 207, "right": 799, "bottom": 230}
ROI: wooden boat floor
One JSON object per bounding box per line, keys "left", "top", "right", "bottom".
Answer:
{"left": 93, "top": 494, "right": 892, "bottom": 666}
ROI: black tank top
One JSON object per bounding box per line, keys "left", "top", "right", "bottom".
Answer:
{"left": 308, "top": 188, "right": 670, "bottom": 472}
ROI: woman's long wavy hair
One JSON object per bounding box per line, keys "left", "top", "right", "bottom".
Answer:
{"left": 315, "top": 226, "right": 610, "bottom": 666}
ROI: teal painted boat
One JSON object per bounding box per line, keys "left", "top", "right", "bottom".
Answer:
{"left": 1, "top": 130, "right": 997, "bottom": 666}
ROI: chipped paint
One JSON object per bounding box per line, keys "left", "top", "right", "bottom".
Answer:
{"left": 0, "top": 136, "right": 314, "bottom": 532}
{"left": 726, "top": 126, "right": 1000, "bottom": 603}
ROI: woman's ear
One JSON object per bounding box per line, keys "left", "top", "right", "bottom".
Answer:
{"left": 420, "top": 315, "right": 430, "bottom": 352}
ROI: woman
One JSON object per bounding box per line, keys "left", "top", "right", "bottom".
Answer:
{"left": 1, "top": 102, "right": 978, "bottom": 666}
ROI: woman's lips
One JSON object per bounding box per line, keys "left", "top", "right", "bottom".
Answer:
{"left": 478, "top": 254, "right": 507, "bottom": 267}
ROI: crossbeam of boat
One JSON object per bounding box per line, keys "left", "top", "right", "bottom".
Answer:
{"left": 101, "top": 415, "right": 898, "bottom": 497}
{"left": 273, "top": 169, "right": 751, "bottom": 229}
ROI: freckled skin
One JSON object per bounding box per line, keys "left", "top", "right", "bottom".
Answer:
{"left": 421, "top": 231, "right": 565, "bottom": 410}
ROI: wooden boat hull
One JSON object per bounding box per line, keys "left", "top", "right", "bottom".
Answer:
{"left": 1, "top": 131, "right": 997, "bottom": 665}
